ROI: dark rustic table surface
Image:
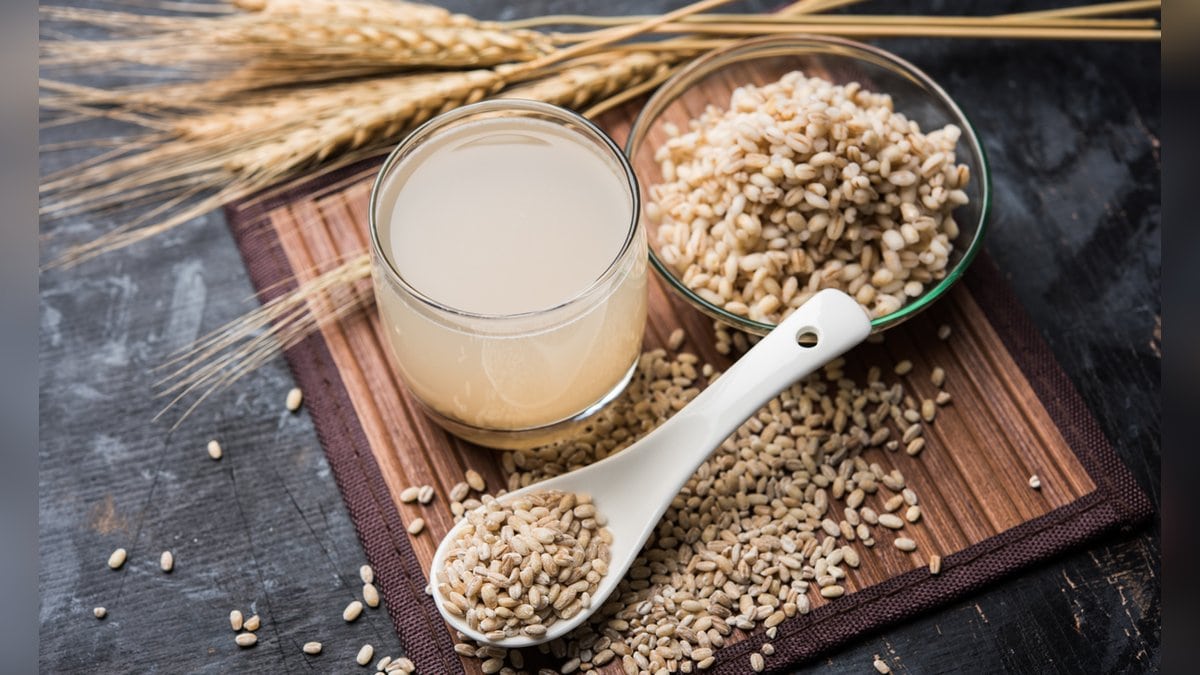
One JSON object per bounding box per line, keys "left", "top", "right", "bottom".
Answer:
{"left": 38, "top": 1, "right": 1160, "bottom": 672}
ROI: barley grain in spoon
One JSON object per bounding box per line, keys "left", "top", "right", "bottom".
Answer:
{"left": 429, "top": 289, "right": 872, "bottom": 647}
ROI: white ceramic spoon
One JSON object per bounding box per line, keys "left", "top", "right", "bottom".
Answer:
{"left": 430, "top": 289, "right": 872, "bottom": 647}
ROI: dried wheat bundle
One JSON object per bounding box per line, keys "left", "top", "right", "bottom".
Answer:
{"left": 44, "top": 69, "right": 509, "bottom": 266}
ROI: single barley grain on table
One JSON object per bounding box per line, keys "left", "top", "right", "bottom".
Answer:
{"left": 286, "top": 386, "right": 303, "bottom": 411}
{"left": 874, "top": 656, "right": 893, "bottom": 673}
{"left": 107, "top": 548, "right": 126, "bottom": 570}
{"left": 929, "top": 554, "right": 943, "bottom": 574}
{"left": 229, "top": 609, "right": 243, "bottom": 631}
{"left": 207, "top": 439, "right": 222, "bottom": 460}
{"left": 303, "top": 641, "right": 322, "bottom": 655}
{"left": 344, "top": 600, "right": 364, "bottom": 622}
{"left": 357, "top": 644, "right": 375, "bottom": 666}
{"left": 93, "top": 607, "right": 106, "bottom": 619}
{"left": 465, "top": 468, "right": 486, "bottom": 491}
{"left": 243, "top": 614, "right": 260, "bottom": 631}
{"left": 360, "top": 564, "right": 374, "bottom": 584}
{"left": 398, "top": 486, "right": 420, "bottom": 503}
{"left": 235, "top": 632, "right": 257, "bottom": 648}
{"left": 159, "top": 550, "right": 173, "bottom": 573}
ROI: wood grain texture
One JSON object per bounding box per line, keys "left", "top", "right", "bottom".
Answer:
{"left": 256, "top": 101, "right": 1099, "bottom": 670}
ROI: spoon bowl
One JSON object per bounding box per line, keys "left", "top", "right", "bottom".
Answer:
{"left": 430, "top": 289, "right": 872, "bottom": 647}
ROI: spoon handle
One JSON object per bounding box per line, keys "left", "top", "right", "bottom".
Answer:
{"left": 613, "top": 289, "right": 872, "bottom": 512}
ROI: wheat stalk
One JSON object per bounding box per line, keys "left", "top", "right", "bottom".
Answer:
{"left": 42, "top": 15, "right": 553, "bottom": 71}
{"left": 231, "top": 0, "right": 482, "bottom": 28}
{"left": 501, "top": 50, "right": 686, "bottom": 109}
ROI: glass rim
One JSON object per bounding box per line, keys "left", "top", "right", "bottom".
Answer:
{"left": 625, "top": 34, "right": 992, "bottom": 335}
{"left": 368, "top": 98, "right": 642, "bottom": 321}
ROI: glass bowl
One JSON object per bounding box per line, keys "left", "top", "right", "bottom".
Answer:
{"left": 624, "top": 35, "right": 991, "bottom": 335}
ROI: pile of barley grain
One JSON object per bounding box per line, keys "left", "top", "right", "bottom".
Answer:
{"left": 648, "top": 71, "right": 970, "bottom": 322}
{"left": 437, "top": 490, "right": 613, "bottom": 642}
{"left": 448, "top": 347, "right": 946, "bottom": 674}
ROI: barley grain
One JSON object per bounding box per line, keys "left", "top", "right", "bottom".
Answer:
{"left": 207, "top": 439, "right": 222, "bottom": 460}
{"left": 878, "top": 514, "right": 904, "bottom": 530}
{"left": 303, "top": 641, "right": 322, "bottom": 655}
{"left": 286, "top": 386, "right": 303, "bottom": 411}
{"left": 937, "top": 324, "right": 952, "bottom": 340}
{"left": 936, "top": 390, "right": 952, "bottom": 405}
{"left": 357, "top": 644, "right": 375, "bottom": 666}
{"left": 921, "top": 399, "right": 937, "bottom": 422}
{"left": 406, "top": 518, "right": 425, "bottom": 535}
{"left": 465, "top": 469, "right": 486, "bottom": 492}
{"left": 399, "top": 486, "right": 420, "bottom": 503}
{"left": 750, "top": 652, "right": 765, "bottom": 672}
{"left": 230, "top": 609, "right": 243, "bottom": 631}
{"left": 930, "top": 367, "right": 946, "bottom": 388}
{"left": 894, "top": 360, "right": 913, "bottom": 375}
{"left": 905, "top": 438, "right": 925, "bottom": 456}
{"left": 1029, "top": 474, "right": 1042, "bottom": 489}
{"left": 160, "top": 550, "right": 173, "bottom": 573}
{"left": 820, "top": 585, "right": 845, "bottom": 599}
{"left": 929, "top": 554, "right": 942, "bottom": 575}
{"left": 93, "top": 606, "right": 106, "bottom": 619}
{"left": 244, "top": 614, "right": 260, "bottom": 631}
{"left": 344, "top": 600, "right": 364, "bottom": 622}
{"left": 668, "top": 328, "right": 686, "bottom": 351}
{"left": 107, "top": 548, "right": 126, "bottom": 570}
{"left": 360, "top": 564, "right": 374, "bottom": 584}
{"left": 874, "top": 656, "right": 892, "bottom": 673}
{"left": 906, "top": 505, "right": 922, "bottom": 523}
{"left": 363, "top": 582, "right": 380, "bottom": 608}
{"left": 417, "top": 485, "right": 435, "bottom": 504}
{"left": 894, "top": 537, "right": 917, "bottom": 552}
{"left": 235, "top": 632, "right": 257, "bottom": 648}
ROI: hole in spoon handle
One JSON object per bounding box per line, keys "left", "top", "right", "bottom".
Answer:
{"left": 665, "top": 289, "right": 872, "bottom": 460}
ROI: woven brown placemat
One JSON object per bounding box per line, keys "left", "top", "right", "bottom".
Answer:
{"left": 223, "top": 154, "right": 1150, "bottom": 673}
